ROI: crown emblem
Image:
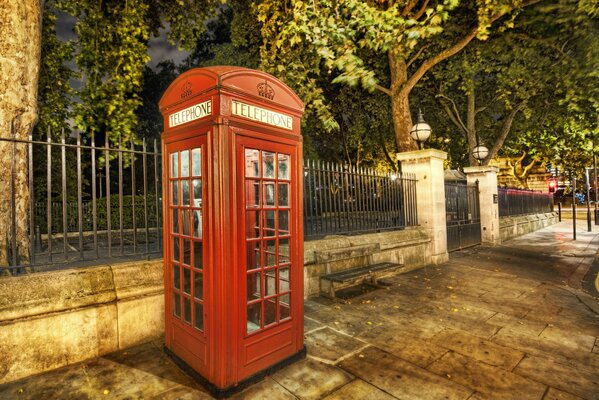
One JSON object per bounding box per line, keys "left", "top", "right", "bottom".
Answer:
{"left": 181, "top": 80, "right": 192, "bottom": 99}
{"left": 257, "top": 80, "right": 275, "bottom": 100}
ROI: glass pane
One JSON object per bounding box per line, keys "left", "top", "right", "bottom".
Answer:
{"left": 170, "top": 153, "right": 178, "bottom": 178}
{"left": 193, "top": 210, "right": 202, "bottom": 239}
{"left": 194, "top": 302, "right": 203, "bottom": 331}
{"left": 171, "top": 181, "right": 178, "bottom": 205}
{"left": 264, "top": 183, "right": 275, "bottom": 207}
{"left": 174, "top": 293, "right": 180, "bottom": 317}
{"left": 246, "top": 211, "right": 260, "bottom": 239}
{"left": 183, "top": 268, "right": 191, "bottom": 294}
{"left": 183, "top": 239, "right": 190, "bottom": 265}
{"left": 182, "top": 209, "right": 190, "bottom": 236}
{"left": 245, "top": 149, "right": 260, "bottom": 178}
{"left": 193, "top": 241, "right": 203, "bottom": 270}
{"left": 278, "top": 153, "right": 290, "bottom": 180}
{"left": 279, "top": 210, "right": 289, "bottom": 235}
{"left": 184, "top": 297, "right": 191, "bottom": 323}
{"left": 247, "top": 273, "right": 261, "bottom": 301}
{"left": 262, "top": 151, "right": 275, "bottom": 178}
{"left": 182, "top": 180, "right": 190, "bottom": 206}
{"left": 266, "top": 239, "right": 276, "bottom": 266}
{"left": 173, "top": 263, "right": 180, "bottom": 290}
{"left": 172, "top": 208, "right": 179, "bottom": 234}
{"left": 265, "top": 298, "right": 276, "bottom": 326}
{"left": 173, "top": 237, "right": 180, "bottom": 262}
{"left": 280, "top": 294, "right": 291, "bottom": 320}
{"left": 192, "top": 148, "right": 201, "bottom": 176}
{"left": 278, "top": 183, "right": 289, "bottom": 207}
{"left": 246, "top": 240, "right": 261, "bottom": 271}
{"left": 193, "top": 179, "right": 202, "bottom": 207}
{"left": 181, "top": 150, "right": 190, "bottom": 177}
{"left": 279, "top": 238, "right": 290, "bottom": 264}
{"left": 194, "top": 272, "right": 203, "bottom": 300}
{"left": 245, "top": 180, "right": 260, "bottom": 208}
{"left": 264, "top": 211, "right": 276, "bottom": 238}
{"left": 247, "top": 302, "right": 261, "bottom": 333}
{"left": 279, "top": 267, "right": 290, "bottom": 292}
{"left": 265, "top": 269, "right": 276, "bottom": 296}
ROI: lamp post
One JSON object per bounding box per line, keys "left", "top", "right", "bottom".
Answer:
{"left": 472, "top": 144, "right": 489, "bottom": 165}
{"left": 410, "top": 109, "right": 432, "bottom": 150}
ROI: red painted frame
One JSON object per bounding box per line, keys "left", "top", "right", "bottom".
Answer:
{"left": 160, "top": 67, "right": 304, "bottom": 393}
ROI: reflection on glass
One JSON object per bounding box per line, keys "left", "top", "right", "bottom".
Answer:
{"left": 245, "top": 149, "right": 260, "bottom": 178}
{"left": 278, "top": 183, "right": 289, "bottom": 207}
{"left": 279, "top": 238, "right": 289, "bottom": 263}
{"left": 247, "top": 241, "right": 260, "bottom": 270}
{"left": 279, "top": 267, "right": 290, "bottom": 292}
{"left": 184, "top": 297, "right": 191, "bottom": 323}
{"left": 193, "top": 241, "right": 203, "bottom": 269}
{"left": 183, "top": 268, "right": 191, "bottom": 294}
{"left": 279, "top": 210, "right": 289, "bottom": 234}
{"left": 194, "top": 272, "right": 203, "bottom": 300}
{"left": 173, "top": 237, "right": 180, "bottom": 262}
{"left": 171, "top": 181, "right": 178, "bottom": 205}
{"left": 172, "top": 209, "right": 178, "bottom": 234}
{"left": 193, "top": 179, "right": 202, "bottom": 207}
{"left": 266, "top": 239, "right": 276, "bottom": 266}
{"left": 265, "top": 270, "right": 276, "bottom": 296}
{"left": 174, "top": 293, "right": 181, "bottom": 317}
{"left": 245, "top": 180, "right": 260, "bottom": 208}
{"left": 194, "top": 302, "right": 203, "bottom": 331}
{"left": 247, "top": 302, "right": 261, "bottom": 333}
{"left": 265, "top": 211, "right": 276, "bottom": 237}
{"left": 171, "top": 153, "right": 178, "bottom": 178}
{"left": 173, "top": 263, "right": 180, "bottom": 290}
{"left": 278, "top": 153, "right": 290, "bottom": 180}
{"left": 264, "top": 298, "right": 276, "bottom": 326}
{"left": 182, "top": 180, "right": 190, "bottom": 206}
{"left": 246, "top": 211, "right": 260, "bottom": 239}
{"left": 182, "top": 209, "right": 190, "bottom": 236}
{"left": 181, "top": 150, "right": 189, "bottom": 177}
{"left": 183, "top": 239, "right": 190, "bottom": 265}
{"left": 262, "top": 151, "right": 275, "bottom": 178}
{"left": 247, "top": 273, "right": 261, "bottom": 301}
{"left": 193, "top": 210, "right": 202, "bottom": 238}
{"left": 280, "top": 294, "right": 291, "bottom": 320}
{"left": 264, "top": 183, "right": 275, "bottom": 207}
{"left": 192, "top": 148, "right": 201, "bottom": 176}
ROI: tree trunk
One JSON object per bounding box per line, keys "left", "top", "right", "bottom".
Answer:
{"left": 0, "top": 0, "right": 43, "bottom": 271}
{"left": 466, "top": 91, "right": 478, "bottom": 166}
{"left": 389, "top": 50, "right": 417, "bottom": 152}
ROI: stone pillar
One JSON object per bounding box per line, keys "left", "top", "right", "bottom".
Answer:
{"left": 464, "top": 166, "right": 500, "bottom": 246}
{"left": 397, "top": 149, "right": 448, "bottom": 264}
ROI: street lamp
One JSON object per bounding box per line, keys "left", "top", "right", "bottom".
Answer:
{"left": 410, "top": 109, "right": 432, "bottom": 150}
{"left": 472, "top": 144, "right": 489, "bottom": 165}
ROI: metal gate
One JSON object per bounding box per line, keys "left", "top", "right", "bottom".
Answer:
{"left": 445, "top": 181, "right": 481, "bottom": 252}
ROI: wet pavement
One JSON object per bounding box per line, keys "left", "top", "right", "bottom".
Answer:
{"left": 1, "top": 222, "right": 599, "bottom": 399}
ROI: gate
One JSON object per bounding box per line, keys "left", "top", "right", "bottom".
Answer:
{"left": 445, "top": 181, "right": 481, "bottom": 252}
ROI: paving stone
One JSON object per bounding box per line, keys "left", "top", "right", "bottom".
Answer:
{"left": 322, "top": 379, "right": 396, "bottom": 400}
{"left": 543, "top": 387, "right": 585, "bottom": 400}
{"left": 431, "top": 328, "right": 525, "bottom": 370}
{"left": 539, "top": 325, "right": 596, "bottom": 353}
{"left": 149, "top": 385, "right": 212, "bottom": 400}
{"left": 362, "top": 330, "right": 447, "bottom": 368}
{"left": 486, "top": 312, "right": 547, "bottom": 336}
{"left": 305, "top": 327, "right": 366, "bottom": 363}
{"left": 271, "top": 358, "right": 353, "bottom": 400}
{"left": 338, "top": 346, "right": 472, "bottom": 400}
{"left": 304, "top": 316, "right": 324, "bottom": 334}
{"left": 514, "top": 355, "right": 599, "bottom": 400}
{"left": 427, "top": 351, "right": 546, "bottom": 400}
{"left": 232, "top": 377, "right": 296, "bottom": 400}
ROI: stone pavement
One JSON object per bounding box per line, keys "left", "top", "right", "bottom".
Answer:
{"left": 1, "top": 222, "right": 599, "bottom": 400}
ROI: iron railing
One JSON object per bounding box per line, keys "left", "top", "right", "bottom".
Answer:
{"left": 303, "top": 160, "right": 418, "bottom": 239}
{"left": 0, "top": 127, "right": 162, "bottom": 274}
{"left": 498, "top": 187, "right": 554, "bottom": 217}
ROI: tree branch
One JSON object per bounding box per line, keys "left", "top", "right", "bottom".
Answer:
{"left": 375, "top": 84, "right": 392, "bottom": 96}
{"left": 401, "top": 0, "right": 419, "bottom": 17}
{"left": 406, "top": 44, "right": 429, "bottom": 69}
{"left": 414, "top": 0, "right": 430, "bottom": 20}
{"left": 438, "top": 94, "right": 468, "bottom": 135}
{"left": 474, "top": 93, "right": 500, "bottom": 115}
{"left": 483, "top": 102, "right": 525, "bottom": 164}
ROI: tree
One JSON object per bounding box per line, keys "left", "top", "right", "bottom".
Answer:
{"left": 253, "top": 0, "right": 540, "bottom": 153}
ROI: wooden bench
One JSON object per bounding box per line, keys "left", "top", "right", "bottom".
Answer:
{"left": 319, "top": 262, "right": 402, "bottom": 299}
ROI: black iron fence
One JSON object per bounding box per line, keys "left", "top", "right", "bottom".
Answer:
{"left": 497, "top": 187, "right": 554, "bottom": 217}
{"left": 303, "top": 160, "right": 418, "bottom": 239}
{"left": 445, "top": 181, "right": 481, "bottom": 251}
{"left": 0, "top": 128, "right": 162, "bottom": 274}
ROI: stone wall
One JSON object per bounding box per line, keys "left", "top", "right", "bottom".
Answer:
{"left": 499, "top": 212, "right": 558, "bottom": 242}
{"left": 0, "top": 228, "right": 431, "bottom": 384}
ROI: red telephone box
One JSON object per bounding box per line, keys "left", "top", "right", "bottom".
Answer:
{"left": 159, "top": 66, "right": 305, "bottom": 397}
